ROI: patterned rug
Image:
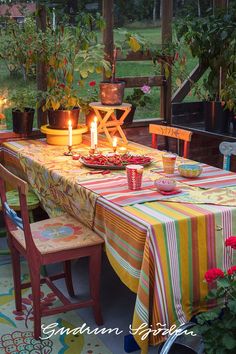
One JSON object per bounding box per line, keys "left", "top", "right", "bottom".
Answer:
{"left": 0, "top": 261, "right": 112, "bottom": 354}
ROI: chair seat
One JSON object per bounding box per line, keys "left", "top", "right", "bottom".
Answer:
{"left": 11, "top": 214, "right": 103, "bottom": 255}
{"left": 0, "top": 189, "right": 40, "bottom": 211}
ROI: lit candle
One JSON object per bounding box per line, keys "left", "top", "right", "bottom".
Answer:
{"left": 91, "top": 122, "right": 95, "bottom": 149}
{"left": 112, "top": 137, "right": 117, "bottom": 152}
{"left": 94, "top": 116, "right": 98, "bottom": 145}
{"left": 68, "top": 120, "right": 72, "bottom": 147}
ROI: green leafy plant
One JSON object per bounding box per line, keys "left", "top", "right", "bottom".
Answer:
{"left": 125, "top": 85, "right": 152, "bottom": 108}
{"left": 79, "top": 80, "right": 99, "bottom": 115}
{"left": 108, "top": 30, "right": 177, "bottom": 82}
{"left": 175, "top": 10, "right": 236, "bottom": 100}
{"left": 0, "top": 17, "right": 38, "bottom": 80}
{"left": 194, "top": 236, "right": 236, "bottom": 354}
{"left": 108, "top": 29, "right": 146, "bottom": 82}
{"left": 9, "top": 88, "right": 39, "bottom": 112}
{"left": 221, "top": 72, "right": 236, "bottom": 113}
{"left": 40, "top": 13, "right": 110, "bottom": 111}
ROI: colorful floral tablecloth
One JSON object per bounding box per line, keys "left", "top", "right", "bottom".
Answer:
{"left": 2, "top": 136, "right": 236, "bottom": 354}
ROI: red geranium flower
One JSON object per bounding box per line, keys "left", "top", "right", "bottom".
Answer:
{"left": 225, "top": 236, "right": 236, "bottom": 249}
{"left": 205, "top": 268, "right": 224, "bottom": 283}
{"left": 59, "top": 83, "right": 65, "bottom": 89}
{"left": 227, "top": 265, "right": 236, "bottom": 275}
{"left": 89, "top": 81, "right": 96, "bottom": 87}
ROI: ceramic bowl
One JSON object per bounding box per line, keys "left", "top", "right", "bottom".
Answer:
{"left": 178, "top": 164, "right": 202, "bottom": 178}
{"left": 155, "top": 178, "right": 176, "bottom": 192}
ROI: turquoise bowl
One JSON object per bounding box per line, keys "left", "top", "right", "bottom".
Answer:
{"left": 178, "top": 164, "right": 202, "bottom": 178}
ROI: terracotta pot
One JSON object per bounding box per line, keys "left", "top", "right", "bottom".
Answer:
{"left": 12, "top": 108, "right": 34, "bottom": 134}
{"left": 100, "top": 81, "right": 125, "bottom": 106}
{"left": 48, "top": 108, "right": 80, "bottom": 129}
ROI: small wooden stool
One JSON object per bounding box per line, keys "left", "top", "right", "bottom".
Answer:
{"left": 89, "top": 102, "right": 131, "bottom": 145}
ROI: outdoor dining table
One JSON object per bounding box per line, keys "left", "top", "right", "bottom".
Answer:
{"left": 1, "top": 135, "right": 236, "bottom": 354}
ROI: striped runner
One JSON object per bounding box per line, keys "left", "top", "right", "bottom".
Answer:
{"left": 79, "top": 176, "right": 186, "bottom": 206}
{"left": 163, "top": 164, "right": 236, "bottom": 188}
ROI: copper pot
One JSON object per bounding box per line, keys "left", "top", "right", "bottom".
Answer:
{"left": 100, "top": 81, "right": 125, "bottom": 106}
{"left": 48, "top": 108, "right": 80, "bottom": 129}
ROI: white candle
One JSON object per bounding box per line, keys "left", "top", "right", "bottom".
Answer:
{"left": 68, "top": 120, "right": 72, "bottom": 146}
{"left": 91, "top": 122, "right": 95, "bottom": 149}
{"left": 112, "top": 137, "right": 117, "bottom": 148}
{"left": 94, "top": 116, "right": 98, "bottom": 145}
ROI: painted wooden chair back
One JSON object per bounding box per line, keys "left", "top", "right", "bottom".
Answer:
{"left": 219, "top": 142, "right": 236, "bottom": 171}
{"left": 0, "top": 164, "right": 39, "bottom": 257}
{"left": 149, "top": 124, "right": 192, "bottom": 158}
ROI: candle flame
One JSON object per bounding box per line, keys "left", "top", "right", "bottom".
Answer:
{"left": 94, "top": 116, "right": 97, "bottom": 123}
{"left": 68, "top": 120, "right": 72, "bottom": 126}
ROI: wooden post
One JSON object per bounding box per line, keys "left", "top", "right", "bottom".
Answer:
{"left": 160, "top": 0, "right": 173, "bottom": 125}
{"left": 102, "top": 0, "right": 114, "bottom": 77}
{"left": 36, "top": 2, "right": 47, "bottom": 128}
{"left": 213, "top": 0, "right": 227, "bottom": 8}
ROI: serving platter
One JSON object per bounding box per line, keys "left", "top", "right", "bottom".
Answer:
{"left": 79, "top": 153, "right": 152, "bottom": 170}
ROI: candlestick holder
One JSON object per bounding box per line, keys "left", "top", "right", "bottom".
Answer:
{"left": 89, "top": 145, "right": 99, "bottom": 155}
{"left": 64, "top": 145, "right": 73, "bottom": 156}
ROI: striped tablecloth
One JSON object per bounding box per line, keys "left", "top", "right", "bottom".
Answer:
{"left": 2, "top": 137, "right": 236, "bottom": 354}
{"left": 79, "top": 176, "right": 187, "bottom": 206}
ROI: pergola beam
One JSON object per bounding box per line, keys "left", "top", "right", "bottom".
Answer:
{"left": 213, "top": 0, "right": 228, "bottom": 8}
{"left": 160, "top": 0, "right": 173, "bottom": 124}
{"left": 102, "top": 0, "right": 114, "bottom": 67}
{"left": 36, "top": 2, "right": 47, "bottom": 128}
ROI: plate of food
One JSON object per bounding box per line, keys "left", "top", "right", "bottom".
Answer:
{"left": 79, "top": 153, "right": 153, "bottom": 170}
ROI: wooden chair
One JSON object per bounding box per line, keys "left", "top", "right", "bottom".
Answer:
{"left": 219, "top": 141, "right": 236, "bottom": 170}
{"left": 149, "top": 124, "right": 193, "bottom": 158}
{"left": 0, "top": 163, "right": 104, "bottom": 339}
{"left": 0, "top": 188, "right": 40, "bottom": 255}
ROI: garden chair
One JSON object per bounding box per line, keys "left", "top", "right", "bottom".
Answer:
{"left": 149, "top": 124, "right": 192, "bottom": 158}
{"left": 219, "top": 141, "right": 236, "bottom": 171}
{"left": 0, "top": 163, "right": 104, "bottom": 339}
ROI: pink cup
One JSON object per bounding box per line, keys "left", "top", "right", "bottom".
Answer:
{"left": 126, "top": 164, "right": 144, "bottom": 190}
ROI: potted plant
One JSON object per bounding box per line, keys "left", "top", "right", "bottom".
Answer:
{"left": 9, "top": 88, "right": 38, "bottom": 134}
{"left": 42, "top": 83, "right": 81, "bottom": 130}
{"left": 100, "top": 30, "right": 145, "bottom": 106}
{"left": 120, "top": 84, "right": 152, "bottom": 125}
{"left": 175, "top": 9, "right": 236, "bottom": 133}
{"left": 40, "top": 15, "right": 110, "bottom": 129}
{"left": 193, "top": 236, "right": 236, "bottom": 353}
